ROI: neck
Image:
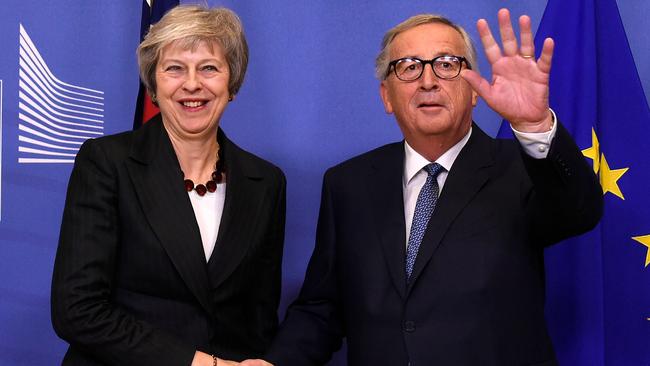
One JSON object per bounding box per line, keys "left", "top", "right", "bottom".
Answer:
{"left": 168, "top": 132, "right": 220, "bottom": 182}
{"left": 405, "top": 126, "right": 470, "bottom": 162}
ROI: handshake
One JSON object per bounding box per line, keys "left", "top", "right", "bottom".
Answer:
{"left": 222, "top": 360, "right": 273, "bottom": 366}
{"left": 192, "top": 352, "right": 273, "bottom": 366}
{"left": 227, "top": 360, "right": 273, "bottom": 366}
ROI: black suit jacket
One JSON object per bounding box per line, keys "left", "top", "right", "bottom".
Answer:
{"left": 266, "top": 123, "right": 602, "bottom": 366}
{"left": 51, "top": 116, "right": 286, "bottom": 365}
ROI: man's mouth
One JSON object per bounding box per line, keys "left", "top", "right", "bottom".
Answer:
{"left": 418, "top": 102, "right": 443, "bottom": 108}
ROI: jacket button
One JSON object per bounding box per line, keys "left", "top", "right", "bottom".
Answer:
{"left": 404, "top": 320, "right": 416, "bottom": 332}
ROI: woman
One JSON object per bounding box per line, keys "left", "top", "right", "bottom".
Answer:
{"left": 51, "top": 6, "right": 285, "bottom": 366}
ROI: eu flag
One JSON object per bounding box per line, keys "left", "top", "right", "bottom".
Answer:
{"left": 133, "top": 0, "right": 179, "bottom": 129}
{"left": 498, "top": 0, "right": 650, "bottom": 364}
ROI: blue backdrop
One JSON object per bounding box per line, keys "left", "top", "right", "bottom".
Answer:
{"left": 0, "top": 1, "right": 648, "bottom": 365}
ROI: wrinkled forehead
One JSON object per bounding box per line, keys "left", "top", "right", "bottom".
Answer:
{"left": 389, "top": 23, "right": 466, "bottom": 59}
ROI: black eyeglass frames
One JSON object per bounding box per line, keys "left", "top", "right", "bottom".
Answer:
{"left": 386, "top": 55, "right": 472, "bottom": 81}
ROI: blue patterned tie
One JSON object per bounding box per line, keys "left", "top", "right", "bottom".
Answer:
{"left": 406, "top": 163, "right": 444, "bottom": 282}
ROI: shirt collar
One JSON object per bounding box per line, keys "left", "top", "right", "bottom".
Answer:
{"left": 403, "top": 127, "right": 473, "bottom": 186}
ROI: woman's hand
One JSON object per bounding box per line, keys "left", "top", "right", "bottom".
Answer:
{"left": 191, "top": 351, "right": 240, "bottom": 366}
{"left": 239, "top": 360, "right": 273, "bottom": 366}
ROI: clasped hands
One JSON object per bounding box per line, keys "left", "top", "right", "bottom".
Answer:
{"left": 195, "top": 358, "right": 271, "bottom": 366}
{"left": 192, "top": 351, "right": 271, "bottom": 366}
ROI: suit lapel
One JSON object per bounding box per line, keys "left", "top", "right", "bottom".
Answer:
{"left": 407, "top": 126, "right": 495, "bottom": 292}
{"left": 368, "top": 142, "right": 408, "bottom": 299}
{"left": 207, "top": 130, "right": 265, "bottom": 289}
{"left": 125, "top": 117, "right": 214, "bottom": 315}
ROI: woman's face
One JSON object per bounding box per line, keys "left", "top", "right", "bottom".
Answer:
{"left": 155, "top": 40, "right": 230, "bottom": 141}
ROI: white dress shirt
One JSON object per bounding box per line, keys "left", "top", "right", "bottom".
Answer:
{"left": 403, "top": 113, "right": 558, "bottom": 246}
{"left": 188, "top": 181, "right": 226, "bottom": 261}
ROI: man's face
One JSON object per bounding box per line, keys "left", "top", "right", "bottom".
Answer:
{"left": 380, "top": 23, "right": 478, "bottom": 146}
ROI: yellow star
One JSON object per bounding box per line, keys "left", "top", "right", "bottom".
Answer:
{"left": 580, "top": 127, "right": 628, "bottom": 199}
{"left": 599, "top": 153, "right": 628, "bottom": 200}
{"left": 582, "top": 128, "right": 600, "bottom": 174}
{"left": 632, "top": 234, "right": 650, "bottom": 268}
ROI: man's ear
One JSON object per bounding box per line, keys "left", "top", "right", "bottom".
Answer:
{"left": 471, "top": 89, "right": 478, "bottom": 107}
{"left": 380, "top": 81, "right": 394, "bottom": 114}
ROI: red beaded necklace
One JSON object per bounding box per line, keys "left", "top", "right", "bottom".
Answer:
{"left": 183, "top": 147, "right": 225, "bottom": 197}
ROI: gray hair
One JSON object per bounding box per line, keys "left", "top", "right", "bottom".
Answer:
{"left": 137, "top": 5, "right": 249, "bottom": 97}
{"left": 375, "top": 14, "right": 478, "bottom": 80}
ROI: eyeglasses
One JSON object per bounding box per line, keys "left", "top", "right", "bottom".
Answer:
{"left": 386, "top": 55, "right": 472, "bottom": 81}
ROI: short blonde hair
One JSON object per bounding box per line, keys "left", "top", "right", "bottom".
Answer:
{"left": 137, "top": 5, "right": 249, "bottom": 97}
{"left": 375, "top": 14, "right": 478, "bottom": 80}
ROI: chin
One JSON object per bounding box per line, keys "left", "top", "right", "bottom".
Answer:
{"left": 179, "top": 124, "right": 214, "bottom": 136}
{"left": 416, "top": 120, "right": 451, "bottom": 134}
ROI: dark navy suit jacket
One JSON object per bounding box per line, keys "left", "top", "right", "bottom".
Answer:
{"left": 267, "top": 123, "right": 602, "bottom": 366}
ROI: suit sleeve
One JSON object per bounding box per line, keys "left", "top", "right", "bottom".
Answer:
{"left": 51, "top": 138, "right": 195, "bottom": 365}
{"left": 248, "top": 168, "right": 286, "bottom": 353}
{"left": 265, "top": 170, "right": 344, "bottom": 366}
{"left": 521, "top": 121, "right": 604, "bottom": 246}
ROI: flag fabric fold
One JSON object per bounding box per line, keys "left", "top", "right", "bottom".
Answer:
{"left": 133, "top": 0, "right": 179, "bottom": 129}
{"left": 498, "top": 0, "right": 650, "bottom": 364}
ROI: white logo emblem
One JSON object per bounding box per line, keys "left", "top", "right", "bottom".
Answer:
{"left": 18, "top": 24, "right": 104, "bottom": 164}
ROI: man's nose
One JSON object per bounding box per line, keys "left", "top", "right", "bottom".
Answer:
{"left": 420, "top": 63, "right": 440, "bottom": 90}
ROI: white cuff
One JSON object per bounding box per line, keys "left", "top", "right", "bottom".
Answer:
{"left": 511, "top": 108, "right": 558, "bottom": 159}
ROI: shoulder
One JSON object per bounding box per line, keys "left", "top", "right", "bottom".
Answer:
{"left": 82, "top": 129, "right": 135, "bottom": 150}
{"left": 324, "top": 141, "right": 403, "bottom": 182}
{"left": 74, "top": 118, "right": 164, "bottom": 170}
{"left": 471, "top": 124, "right": 520, "bottom": 156}
{"left": 74, "top": 129, "right": 135, "bottom": 168}
{"left": 221, "top": 133, "right": 286, "bottom": 185}
{"left": 467, "top": 125, "right": 524, "bottom": 172}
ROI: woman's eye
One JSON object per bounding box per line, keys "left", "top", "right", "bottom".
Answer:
{"left": 201, "top": 65, "right": 218, "bottom": 72}
{"left": 165, "top": 65, "right": 182, "bottom": 72}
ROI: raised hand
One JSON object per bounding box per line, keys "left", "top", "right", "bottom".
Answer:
{"left": 461, "top": 8, "right": 554, "bottom": 132}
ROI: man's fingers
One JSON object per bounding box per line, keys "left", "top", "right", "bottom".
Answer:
{"left": 460, "top": 69, "right": 491, "bottom": 100}
{"left": 519, "top": 15, "right": 535, "bottom": 58}
{"left": 477, "top": 18, "right": 501, "bottom": 64}
{"left": 498, "top": 8, "right": 518, "bottom": 56}
{"left": 537, "top": 37, "right": 554, "bottom": 74}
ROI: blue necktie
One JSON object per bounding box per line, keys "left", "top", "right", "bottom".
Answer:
{"left": 406, "top": 163, "right": 444, "bottom": 282}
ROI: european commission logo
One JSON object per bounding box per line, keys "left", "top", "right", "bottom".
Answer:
{"left": 18, "top": 24, "right": 104, "bottom": 164}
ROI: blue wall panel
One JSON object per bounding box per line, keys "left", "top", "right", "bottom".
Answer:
{"left": 0, "top": 1, "right": 648, "bottom": 364}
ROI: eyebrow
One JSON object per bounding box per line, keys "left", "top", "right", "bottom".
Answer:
{"left": 159, "top": 58, "right": 225, "bottom": 65}
{"left": 395, "top": 50, "right": 461, "bottom": 60}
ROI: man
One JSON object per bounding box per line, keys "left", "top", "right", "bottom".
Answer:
{"left": 245, "top": 9, "right": 602, "bottom": 366}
